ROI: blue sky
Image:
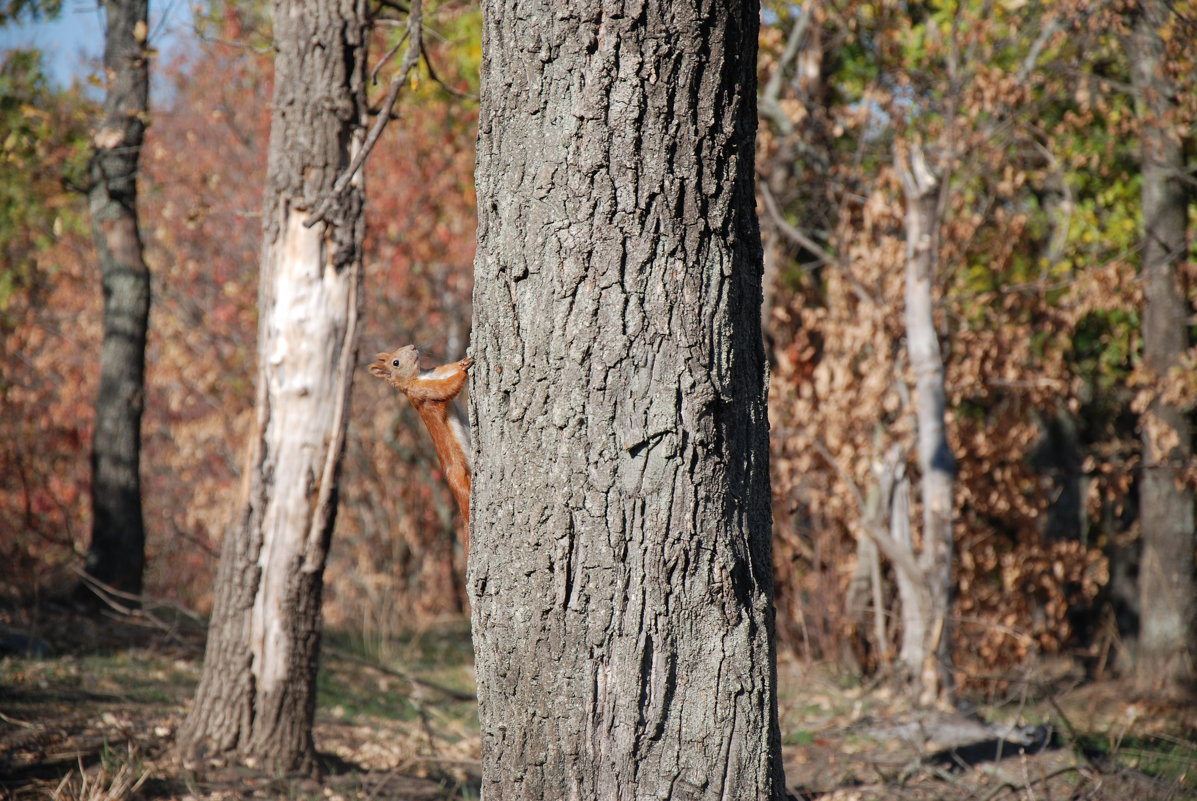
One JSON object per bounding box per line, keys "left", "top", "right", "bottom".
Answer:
{"left": 0, "top": 0, "right": 193, "bottom": 89}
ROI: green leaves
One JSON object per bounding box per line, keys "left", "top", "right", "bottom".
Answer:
{"left": 0, "top": 49, "right": 91, "bottom": 325}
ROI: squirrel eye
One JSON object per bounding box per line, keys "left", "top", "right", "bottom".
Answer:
{"left": 392, "top": 359, "right": 400, "bottom": 367}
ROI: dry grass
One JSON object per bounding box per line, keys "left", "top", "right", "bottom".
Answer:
{"left": 50, "top": 746, "right": 149, "bottom": 801}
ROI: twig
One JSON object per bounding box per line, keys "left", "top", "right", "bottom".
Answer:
{"left": 305, "top": 0, "right": 424, "bottom": 228}
{"left": 370, "top": 29, "right": 410, "bottom": 85}
{"left": 0, "top": 710, "right": 36, "bottom": 728}
{"left": 759, "top": 182, "right": 833, "bottom": 267}
{"left": 420, "top": 40, "right": 478, "bottom": 100}
{"left": 759, "top": 9, "right": 812, "bottom": 136}
{"left": 811, "top": 439, "right": 924, "bottom": 584}
{"left": 1045, "top": 694, "right": 1099, "bottom": 771}
{"left": 979, "top": 764, "right": 1086, "bottom": 801}
{"left": 70, "top": 566, "right": 207, "bottom": 639}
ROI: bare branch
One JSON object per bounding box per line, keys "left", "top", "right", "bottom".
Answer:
{"left": 371, "top": 29, "right": 410, "bottom": 85}
{"left": 420, "top": 39, "right": 478, "bottom": 100}
{"left": 759, "top": 9, "right": 812, "bottom": 136}
{"left": 306, "top": 0, "right": 424, "bottom": 228}
{"left": 811, "top": 439, "right": 925, "bottom": 583}
{"left": 758, "top": 181, "right": 833, "bottom": 265}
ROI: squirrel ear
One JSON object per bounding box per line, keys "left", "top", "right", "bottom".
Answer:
{"left": 367, "top": 363, "right": 387, "bottom": 378}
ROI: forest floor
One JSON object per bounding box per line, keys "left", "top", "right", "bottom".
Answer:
{"left": 1, "top": 604, "right": 1195, "bottom": 801}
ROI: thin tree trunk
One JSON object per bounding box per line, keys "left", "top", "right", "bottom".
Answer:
{"left": 897, "top": 146, "right": 955, "bottom": 706}
{"left": 469, "top": 1, "right": 785, "bottom": 798}
{"left": 889, "top": 458, "right": 928, "bottom": 675}
{"left": 176, "top": 0, "right": 367, "bottom": 775}
{"left": 1128, "top": 0, "right": 1195, "bottom": 694}
{"left": 847, "top": 445, "right": 898, "bottom": 668}
{"left": 79, "top": 0, "right": 151, "bottom": 606}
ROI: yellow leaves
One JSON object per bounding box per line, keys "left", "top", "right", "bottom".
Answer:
{"left": 20, "top": 103, "right": 49, "bottom": 122}
{"left": 134, "top": 19, "right": 149, "bottom": 44}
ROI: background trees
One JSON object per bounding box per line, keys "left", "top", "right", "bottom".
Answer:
{"left": 761, "top": 0, "right": 1193, "bottom": 691}
{"left": 0, "top": 48, "right": 93, "bottom": 594}
{"left": 469, "top": 0, "right": 785, "bottom": 797}
{"left": 1128, "top": 0, "right": 1196, "bottom": 694}
{"left": 78, "top": 0, "right": 152, "bottom": 607}
{"left": 0, "top": 0, "right": 1193, "bottom": 750}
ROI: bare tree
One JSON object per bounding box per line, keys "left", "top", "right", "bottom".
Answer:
{"left": 895, "top": 145, "right": 955, "bottom": 705}
{"left": 468, "top": 1, "right": 785, "bottom": 798}
{"left": 176, "top": 0, "right": 367, "bottom": 775}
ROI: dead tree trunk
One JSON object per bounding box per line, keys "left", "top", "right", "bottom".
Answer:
{"left": 1128, "top": 0, "right": 1195, "bottom": 694}
{"left": 176, "top": 0, "right": 367, "bottom": 776}
{"left": 79, "top": 0, "right": 151, "bottom": 607}
{"left": 468, "top": 1, "right": 785, "bottom": 798}
{"left": 896, "top": 145, "right": 955, "bottom": 706}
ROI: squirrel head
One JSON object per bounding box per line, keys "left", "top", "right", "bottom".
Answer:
{"left": 368, "top": 344, "right": 421, "bottom": 389}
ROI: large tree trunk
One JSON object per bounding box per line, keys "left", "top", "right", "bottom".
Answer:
{"left": 1128, "top": 0, "right": 1195, "bottom": 694}
{"left": 176, "top": 0, "right": 367, "bottom": 776}
{"left": 79, "top": 0, "right": 151, "bottom": 606}
{"left": 468, "top": 2, "right": 785, "bottom": 798}
{"left": 896, "top": 146, "right": 955, "bottom": 706}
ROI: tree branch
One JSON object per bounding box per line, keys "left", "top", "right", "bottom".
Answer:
{"left": 758, "top": 181, "right": 833, "bottom": 265}
{"left": 812, "top": 438, "right": 925, "bottom": 583}
{"left": 305, "top": 0, "right": 424, "bottom": 229}
{"left": 759, "top": 9, "right": 812, "bottom": 136}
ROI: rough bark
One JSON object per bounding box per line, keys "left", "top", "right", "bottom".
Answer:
{"left": 896, "top": 146, "right": 955, "bottom": 706}
{"left": 176, "top": 0, "right": 367, "bottom": 776}
{"left": 79, "top": 0, "right": 151, "bottom": 606}
{"left": 469, "top": 1, "right": 784, "bottom": 799}
{"left": 1128, "top": 0, "right": 1195, "bottom": 694}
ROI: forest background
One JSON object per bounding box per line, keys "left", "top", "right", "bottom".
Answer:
{"left": 1, "top": 0, "right": 1195, "bottom": 724}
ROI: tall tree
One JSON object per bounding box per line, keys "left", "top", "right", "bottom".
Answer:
{"left": 176, "top": 0, "right": 367, "bottom": 775}
{"left": 1128, "top": 0, "right": 1195, "bottom": 694}
{"left": 79, "top": 0, "right": 152, "bottom": 605}
{"left": 469, "top": 1, "right": 785, "bottom": 798}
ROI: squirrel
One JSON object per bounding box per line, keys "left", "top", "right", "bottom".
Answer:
{"left": 369, "top": 345, "right": 474, "bottom": 541}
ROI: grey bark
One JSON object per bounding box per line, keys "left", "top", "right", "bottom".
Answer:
{"left": 79, "top": 0, "right": 150, "bottom": 606}
{"left": 1128, "top": 0, "right": 1195, "bottom": 694}
{"left": 847, "top": 446, "right": 898, "bottom": 669}
{"left": 468, "top": 1, "right": 785, "bottom": 799}
{"left": 896, "top": 146, "right": 955, "bottom": 706}
{"left": 176, "top": 0, "right": 367, "bottom": 775}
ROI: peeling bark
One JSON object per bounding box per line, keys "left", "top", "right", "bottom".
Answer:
{"left": 469, "top": 2, "right": 785, "bottom": 798}
{"left": 176, "top": 0, "right": 367, "bottom": 775}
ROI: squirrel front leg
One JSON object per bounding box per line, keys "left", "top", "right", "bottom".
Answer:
{"left": 369, "top": 346, "right": 473, "bottom": 539}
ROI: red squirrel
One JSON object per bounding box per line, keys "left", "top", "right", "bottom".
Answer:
{"left": 368, "top": 346, "right": 473, "bottom": 541}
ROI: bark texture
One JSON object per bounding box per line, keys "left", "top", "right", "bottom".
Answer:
{"left": 469, "top": 2, "right": 784, "bottom": 798}
{"left": 81, "top": 0, "right": 151, "bottom": 604}
{"left": 897, "top": 147, "right": 955, "bottom": 706}
{"left": 176, "top": 0, "right": 367, "bottom": 775}
{"left": 1128, "top": 0, "right": 1195, "bottom": 694}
